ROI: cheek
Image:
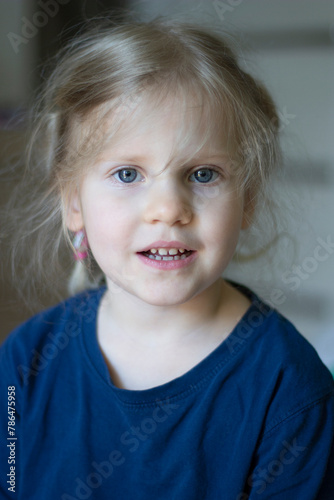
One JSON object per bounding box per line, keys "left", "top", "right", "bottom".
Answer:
{"left": 200, "top": 197, "right": 244, "bottom": 243}
{"left": 83, "top": 198, "right": 136, "bottom": 252}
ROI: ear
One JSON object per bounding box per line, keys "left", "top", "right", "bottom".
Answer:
{"left": 64, "top": 189, "right": 84, "bottom": 232}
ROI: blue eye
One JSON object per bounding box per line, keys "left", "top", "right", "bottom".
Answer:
{"left": 113, "top": 168, "right": 140, "bottom": 183}
{"left": 190, "top": 168, "right": 218, "bottom": 184}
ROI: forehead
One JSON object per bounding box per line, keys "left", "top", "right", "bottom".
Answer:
{"left": 94, "top": 90, "right": 230, "bottom": 163}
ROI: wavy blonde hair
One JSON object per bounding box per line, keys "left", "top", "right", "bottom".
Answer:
{"left": 3, "top": 16, "right": 281, "bottom": 306}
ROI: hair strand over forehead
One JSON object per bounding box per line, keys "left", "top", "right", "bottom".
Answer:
{"left": 3, "top": 15, "right": 282, "bottom": 303}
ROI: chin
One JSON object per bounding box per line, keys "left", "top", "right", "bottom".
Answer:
{"left": 137, "top": 289, "right": 196, "bottom": 307}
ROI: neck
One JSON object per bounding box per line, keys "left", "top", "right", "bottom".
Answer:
{"left": 100, "top": 278, "right": 227, "bottom": 347}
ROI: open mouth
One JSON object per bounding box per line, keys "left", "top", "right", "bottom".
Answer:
{"left": 139, "top": 248, "right": 194, "bottom": 261}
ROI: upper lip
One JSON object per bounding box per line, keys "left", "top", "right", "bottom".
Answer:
{"left": 139, "top": 240, "right": 195, "bottom": 252}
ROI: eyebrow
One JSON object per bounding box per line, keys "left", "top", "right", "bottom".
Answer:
{"left": 100, "top": 155, "right": 148, "bottom": 165}
{"left": 102, "top": 152, "right": 229, "bottom": 165}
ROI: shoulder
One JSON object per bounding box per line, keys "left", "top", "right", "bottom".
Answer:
{"left": 238, "top": 287, "right": 334, "bottom": 432}
{"left": 226, "top": 283, "right": 334, "bottom": 429}
{"left": 231, "top": 282, "right": 333, "bottom": 385}
{"left": 264, "top": 310, "right": 333, "bottom": 418}
{"left": 248, "top": 309, "right": 334, "bottom": 498}
{"left": 0, "top": 287, "right": 104, "bottom": 378}
{"left": 260, "top": 308, "right": 333, "bottom": 394}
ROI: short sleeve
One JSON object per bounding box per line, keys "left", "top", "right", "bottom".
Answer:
{"left": 241, "top": 391, "right": 334, "bottom": 499}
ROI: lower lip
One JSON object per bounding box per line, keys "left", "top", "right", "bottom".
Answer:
{"left": 137, "top": 251, "right": 197, "bottom": 270}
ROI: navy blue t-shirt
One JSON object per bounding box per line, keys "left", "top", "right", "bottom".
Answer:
{"left": 0, "top": 285, "right": 333, "bottom": 499}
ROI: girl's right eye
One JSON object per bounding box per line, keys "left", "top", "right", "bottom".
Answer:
{"left": 112, "top": 168, "right": 143, "bottom": 184}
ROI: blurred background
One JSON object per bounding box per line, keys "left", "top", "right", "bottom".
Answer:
{"left": 0, "top": 0, "right": 333, "bottom": 372}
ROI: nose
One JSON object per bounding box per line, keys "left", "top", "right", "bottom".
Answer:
{"left": 142, "top": 181, "right": 193, "bottom": 226}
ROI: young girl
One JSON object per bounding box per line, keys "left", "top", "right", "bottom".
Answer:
{"left": 1, "top": 17, "right": 333, "bottom": 500}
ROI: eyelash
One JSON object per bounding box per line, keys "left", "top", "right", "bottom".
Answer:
{"left": 112, "top": 168, "right": 144, "bottom": 184}
{"left": 111, "top": 166, "right": 222, "bottom": 185}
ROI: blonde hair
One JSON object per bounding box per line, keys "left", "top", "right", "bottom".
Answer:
{"left": 3, "top": 16, "right": 281, "bottom": 306}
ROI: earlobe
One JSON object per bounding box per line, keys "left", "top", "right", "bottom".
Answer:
{"left": 64, "top": 191, "right": 84, "bottom": 232}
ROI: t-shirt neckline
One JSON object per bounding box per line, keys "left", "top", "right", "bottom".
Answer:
{"left": 80, "top": 283, "right": 270, "bottom": 407}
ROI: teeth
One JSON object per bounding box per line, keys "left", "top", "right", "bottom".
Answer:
{"left": 149, "top": 247, "right": 187, "bottom": 256}
{"left": 143, "top": 247, "right": 192, "bottom": 261}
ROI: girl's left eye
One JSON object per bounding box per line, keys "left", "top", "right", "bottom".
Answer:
{"left": 112, "top": 168, "right": 143, "bottom": 184}
{"left": 189, "top": 168, "right": 219, "bottom": 184}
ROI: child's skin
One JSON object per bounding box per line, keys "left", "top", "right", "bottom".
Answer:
{"left": 66, "top": 94, "right": 252, "bottom": 390}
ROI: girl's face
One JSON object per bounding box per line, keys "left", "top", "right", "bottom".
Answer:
{"left": 66, "top": 96, "right": 250, "bottom": 307}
